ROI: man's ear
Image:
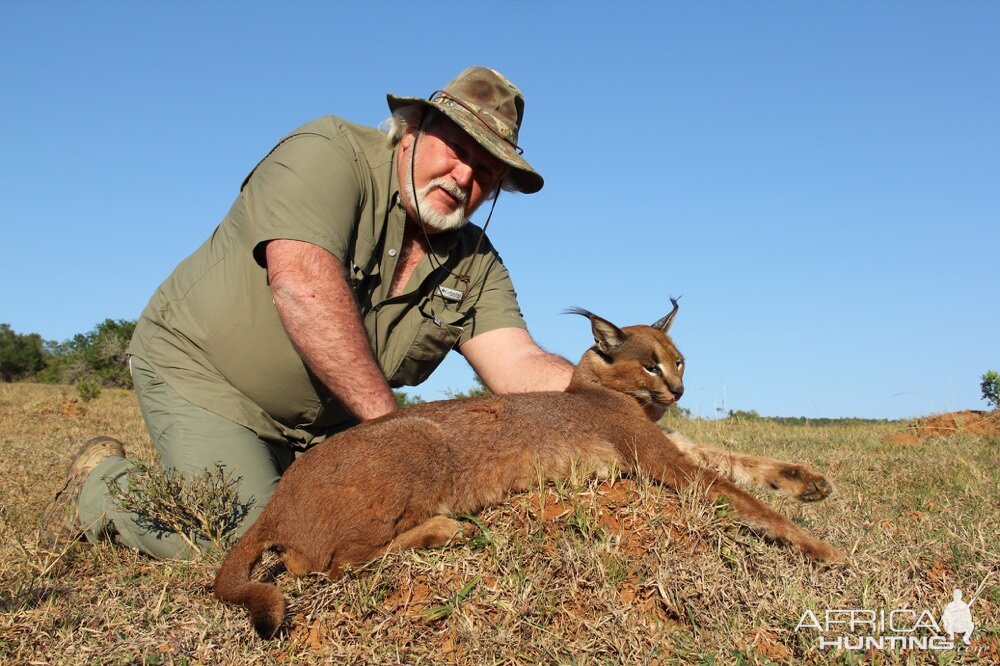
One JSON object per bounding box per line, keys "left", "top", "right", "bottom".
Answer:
{"left": 399, "top": 127, "right": 415, "bottom": 150}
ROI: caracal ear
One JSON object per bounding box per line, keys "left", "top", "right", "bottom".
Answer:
{"left": 565, "top": 307, "right": 627, "bottom": 356}
{"left": 651, "top": 296, "right": 680, "bottom": 333}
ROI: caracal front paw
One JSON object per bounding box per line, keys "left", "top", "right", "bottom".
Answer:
{"left": 770, "top": 464, "right": 833, "bottom": 502}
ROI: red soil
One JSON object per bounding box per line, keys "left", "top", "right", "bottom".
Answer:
{"left": 883, "top": 410, "right": 1000, "bottom": 445}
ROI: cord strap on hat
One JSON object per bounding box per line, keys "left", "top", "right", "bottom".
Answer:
{"left": 430, "top": 91, "right": 524, "bottom": 155}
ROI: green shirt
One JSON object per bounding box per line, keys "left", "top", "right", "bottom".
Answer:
{"left": 128, "top": 116, "right": 527, "bottom": 446}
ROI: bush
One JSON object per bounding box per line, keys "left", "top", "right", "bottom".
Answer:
{"left": 982, "top": 370, "right": 1000, "bottom": 410}
{"left": 0, "top": 324, "right": 45, "bottom": 382}
{"left": 107, "top": 461, "right": 252, "bottom": 555}
{"left": 76, "top": 379, "right": 102, "bottom": 403}
{"left": 40, "top": 319, "right": 136, "bottom": 389}
{"left": 394, "top": 391, "right": 426, "bottom": 408}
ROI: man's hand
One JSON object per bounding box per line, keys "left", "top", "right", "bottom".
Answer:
{"left": 265, "top": 239, "right": 397, "bottom": 421}
{"left": 460, "top": 328, "right": 573, "bottom": 394}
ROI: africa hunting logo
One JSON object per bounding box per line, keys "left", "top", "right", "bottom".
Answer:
{"left": 795, "top": 588, "right": 979, "bottom": 651}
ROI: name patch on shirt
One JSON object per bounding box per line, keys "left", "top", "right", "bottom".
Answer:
{"left": 437, "top": 286, "right": 465, "bottom": 302}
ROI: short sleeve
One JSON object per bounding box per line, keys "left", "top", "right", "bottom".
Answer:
{"left": 457, "top": 241, "right": 528, "bottom": 346}
{"left": 244, "top": 133, "right": 362, "bottom": 268}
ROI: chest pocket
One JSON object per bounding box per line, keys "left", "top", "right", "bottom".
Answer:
{"left": 389, "top": 295, "right": 469, "bottom": 388}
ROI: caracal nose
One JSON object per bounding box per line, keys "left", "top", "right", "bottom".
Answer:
{"left": 670, "top": 383, "right": 684, "bottom": 399}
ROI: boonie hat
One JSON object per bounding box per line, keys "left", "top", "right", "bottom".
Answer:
{"left": 387, "top": 66, "right": 543, "bottom": 194}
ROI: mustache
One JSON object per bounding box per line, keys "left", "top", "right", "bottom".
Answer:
{"left": 420, "top": 177, "right": 468, "bottom": 206}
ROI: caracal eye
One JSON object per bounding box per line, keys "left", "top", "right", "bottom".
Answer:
{"left": 644, "top": 364, "right": 662, "bottom": 375}
{"left": 676, "top": 359, "right": 684, "bottom": 370}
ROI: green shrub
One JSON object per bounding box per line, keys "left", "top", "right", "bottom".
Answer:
{"left": 75, "top": 379, "right": 102, "bottom": 403}
{"left": 41, "top": 319, "right": 136, "bottom": 389}
{"left": 394, "top": 391, "right": 426, "bottom": 408}
{"left": 982, "top": 370, "right": 1000, "bottom": 410}
{"left": 0, "top": 324, "right": 45, "bottom": 382}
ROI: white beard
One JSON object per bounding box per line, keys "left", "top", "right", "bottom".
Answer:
{"left": 402, "top": 175, "right": 469, "bottom": 232}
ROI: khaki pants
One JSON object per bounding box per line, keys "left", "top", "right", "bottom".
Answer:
{"left": 77, "top": 356, "right": 301, "bottom": 559}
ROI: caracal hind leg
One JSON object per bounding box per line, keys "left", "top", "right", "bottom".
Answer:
{"left": 280, "top": 547, "right": 314, "bottom": 577}
{"left": 628, "top": 438, "right": 842, "bottom": 560}
{"left": 662, "top": 428, "right": 833, "bottom": 502}
{"left": 385, "top": 515, "right": 468, "bottom": 553}
{"left": 322, "top": 517, "right": 468, "bottom": 579}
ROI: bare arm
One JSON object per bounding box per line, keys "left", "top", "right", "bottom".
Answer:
{"left": 265, "top": 239, "right": 397, "bottom": 421}
{"left": 460, "top": 327, "right": 573, "bottom": 393}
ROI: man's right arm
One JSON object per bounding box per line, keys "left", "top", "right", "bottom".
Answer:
{"left": 264, "top": 238, "right": 397, "bottom": 421}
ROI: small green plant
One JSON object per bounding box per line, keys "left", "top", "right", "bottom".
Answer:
{"left": 106, "top": 461, "right": 252, "bottom": 555}
{"left": 459, "top": 515, "right": 494, "bottom": 551}
{"left": 75, "top": 378, "right": 102, "bottom": 402}
{"left": 566, "top": 501, "right": 608, "bottom": 542}
{"left": 981, "top": 370, "right": 1000, "bottom": 409}
{"left": 422, "top": 576, "right": 480, "bottom": 621}
{"left": 604, "top": 555, "right": 629, "bottom": 585}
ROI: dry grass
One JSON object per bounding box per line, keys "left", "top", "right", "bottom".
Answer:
{"left": 1, "top": 382, "right": 997, "bottom": 664}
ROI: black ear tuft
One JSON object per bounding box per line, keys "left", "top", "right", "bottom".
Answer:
{"left": 651, "top": 296, "right": 681, "bottom": 333}
{"left": 563, "top": 307, "right": 596, "bottom": 320}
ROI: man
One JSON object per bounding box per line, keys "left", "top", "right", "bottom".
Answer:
{"left": 43, "top": 67, "right": 573, "bottom": 559}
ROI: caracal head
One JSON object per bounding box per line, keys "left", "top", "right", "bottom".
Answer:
{"left": 568, "top": 298, "right": 685, "bottom": 421}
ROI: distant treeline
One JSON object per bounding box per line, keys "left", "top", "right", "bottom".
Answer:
{"left": 0, "top": 319, "right": 135, "bottom": 397}
{"left": 0, "top": 319, "right": 472, "bottom": 407}
{"left": 722, "top": 409, "right": 896, "bottom": 426}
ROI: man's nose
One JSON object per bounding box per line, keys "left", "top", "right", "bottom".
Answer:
{"left": 451, "top": 160, "right": 474, "bottom": 188}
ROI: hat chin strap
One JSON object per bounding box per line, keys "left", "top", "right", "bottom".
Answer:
{"left": 408, "top": 115, "right": 502, "bottom": 306}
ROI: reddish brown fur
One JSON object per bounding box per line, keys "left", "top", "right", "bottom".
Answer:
{"left": 213, "top": 310, "right": 841, "bottom": 638}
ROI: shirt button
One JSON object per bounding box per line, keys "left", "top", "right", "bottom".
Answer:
{"left": 388, "top": 249, "right": 397, "bottom": 257}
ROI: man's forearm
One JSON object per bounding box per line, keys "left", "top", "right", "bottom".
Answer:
{"left": 502, "top": 349, "right": 574, "bottom": 393}
{"left": 266, "top": 240, "right": 397, "bottom": 421}
{"left": 461, "top": 327, "right": 574, "bottom": 394}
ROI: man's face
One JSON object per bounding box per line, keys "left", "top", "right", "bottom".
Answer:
{"left": 397, "top": 114, "right": 507, "bottom": 232}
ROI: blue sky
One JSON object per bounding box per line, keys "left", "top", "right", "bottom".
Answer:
{"left": 2, "top": 2, "right": 997, "bottom": 419}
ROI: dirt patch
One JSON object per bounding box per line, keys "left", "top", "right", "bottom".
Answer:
{"left": 883, "top": 410, "right": 1000, "bottom": 444}
{"left": 60, "top": 398, "right": 85, "bottom": 418}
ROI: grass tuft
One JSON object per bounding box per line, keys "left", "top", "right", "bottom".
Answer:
{"left": 106, "top": 461, "right": 252, "bottom": 554}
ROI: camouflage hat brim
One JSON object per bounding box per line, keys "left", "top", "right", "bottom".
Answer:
{"left": 387, "top": 93, "right": 544, "bottom": 194}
